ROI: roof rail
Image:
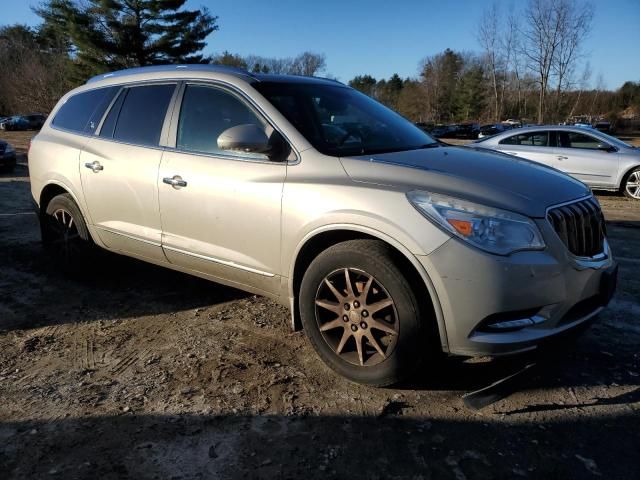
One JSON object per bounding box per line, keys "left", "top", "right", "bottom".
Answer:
{"left": 86, "top": 64, "right": 257, "bottom": 84}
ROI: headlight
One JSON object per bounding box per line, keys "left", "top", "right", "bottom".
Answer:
{"left": 407, "top": 191, "right": 545, "bottom": 255}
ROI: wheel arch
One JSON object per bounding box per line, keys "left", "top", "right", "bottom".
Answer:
{"left": 39, "top": 182, "right": 71, "bottom": 216}
{"left": 38, "top": 181, "right": 102, "bottom": 247}
{"left": 288, "top": 226, "right": 449, "bottom": 352}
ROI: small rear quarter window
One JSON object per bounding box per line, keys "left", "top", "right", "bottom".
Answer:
{"left": 52, "top": 87, "right": 119, "bottom": 133}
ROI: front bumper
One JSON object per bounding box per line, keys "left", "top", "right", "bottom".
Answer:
{"left": 418, "top": 221, "right": 617, "bottom": 357}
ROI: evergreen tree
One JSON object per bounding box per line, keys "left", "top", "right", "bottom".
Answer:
{"left": 35, "top": 0, "right": 218, "bottom": 75}
{"left": 349, "top": 75, "right": 377, "bottom": 97}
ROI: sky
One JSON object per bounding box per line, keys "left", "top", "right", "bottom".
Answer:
{"left": 2, "top": 0, "right": 639, "bottom": 89}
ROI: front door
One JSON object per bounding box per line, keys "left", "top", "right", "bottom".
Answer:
{"left": 553, "top": 130, "right": 619, "bottom": 187}
{"left": 80, "top": 83, "right": 177, "bottom": 262}
{"left": 158, "top": 83, "right": 287, "bottom": 294}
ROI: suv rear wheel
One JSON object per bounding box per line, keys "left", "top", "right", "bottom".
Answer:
{"left": 300, "top": 239, "right": 425, "bottom": 386}
{"left": 42, "top": 193, "right": 94, "bottom": 270}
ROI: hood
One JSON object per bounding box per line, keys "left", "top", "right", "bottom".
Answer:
{"left": 340, "top": 146, "right": 590, "bottom": 218}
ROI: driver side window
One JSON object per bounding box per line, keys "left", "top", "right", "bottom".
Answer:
{"left": 557, "top": 132, "right": 603, "bottom": 150}
{"left": 176, "top": 85, "right": 266, "bottom": 160}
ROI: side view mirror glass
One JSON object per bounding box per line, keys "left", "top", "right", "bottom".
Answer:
{"left": 217, "top": 124, "right": 271, "bottom": 154}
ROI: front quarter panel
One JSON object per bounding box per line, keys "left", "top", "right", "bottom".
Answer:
{"left": 281, "top": 149, "right": 451, "bottom": 286}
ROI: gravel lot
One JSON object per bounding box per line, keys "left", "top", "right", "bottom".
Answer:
{"left": 1, "top": 131, "right": 639, "bottom": 479}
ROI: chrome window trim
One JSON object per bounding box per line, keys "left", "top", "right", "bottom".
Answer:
{"left": 49, "top": 77, "right": 300, "bottom": 164}
{"left": 51, "top": 80, "right": 178, "bottom": 142}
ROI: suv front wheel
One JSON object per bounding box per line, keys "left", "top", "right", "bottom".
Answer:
{"left": 300, "top": 239, "right": 425, "bottom": 386}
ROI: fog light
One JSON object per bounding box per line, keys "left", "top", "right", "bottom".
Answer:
{"left": 486, "top": 315, "right": 546, "bottom": 331}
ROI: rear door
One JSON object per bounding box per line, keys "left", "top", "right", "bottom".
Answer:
{"left": 494, "top": 130, "right": 555, "bottom": 167}
{"left": 79, "top": 82, "right": 177, "bottom": 262}
{"left": 553, "top": 130, "right": 619, "bottom": 187}
{"left": 158, "top": 83, "right": 287, "bottom": 294}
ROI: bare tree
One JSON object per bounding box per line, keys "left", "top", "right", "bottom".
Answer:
{"left": 504, "top": 11, "right": 523, "bottom": 118}
{"left": 289, "top": 52, "right": 327, "bottom": 76}
{"left": 552, "top": 0, "right": 594, "bottom": 119}
{"left": 567, "top": 62, "right": 592, "bottom": 120}
{"left": 521, "top": 0, "right": 593, "bottom": 123}
{"left": 521, "top": 0, "right": 564, "bottom": 123}
{"left": 0, "top": 25, "right": 74, "bottom": 114}
{"left": 477, "top": 2, "right": 503, "bottom": 121}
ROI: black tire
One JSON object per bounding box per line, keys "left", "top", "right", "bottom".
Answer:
{"left": 42, "top": 193, "right": 95, "bottom": 272}
{"left": 299, "top": 239, "right": 426, "bottom": 386}
{"left": 622, "top": 167, "right": 640, "bottom": 200}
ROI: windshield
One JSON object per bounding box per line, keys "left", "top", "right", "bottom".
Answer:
{"left": 253, "top": 81, "right": 437, "bottom": 156}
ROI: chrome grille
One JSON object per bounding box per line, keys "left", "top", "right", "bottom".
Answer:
{"left": 547, "top": 197, "right": 606, "bottom": 257}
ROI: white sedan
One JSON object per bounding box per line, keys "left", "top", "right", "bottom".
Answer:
{"left": 472, "top": 126, "right": 640, "bottom": 199}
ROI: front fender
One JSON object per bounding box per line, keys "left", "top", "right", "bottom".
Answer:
{"left": 285, "top": 221, "right": 450, "bottom": 352}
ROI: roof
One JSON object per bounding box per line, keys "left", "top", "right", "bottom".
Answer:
{"left": 86, "top": 64, "right": 344, "bottom": 87}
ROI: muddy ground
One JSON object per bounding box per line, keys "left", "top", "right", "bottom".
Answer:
{"left": 1, "top": 132, "right": 639, "bottom": 479}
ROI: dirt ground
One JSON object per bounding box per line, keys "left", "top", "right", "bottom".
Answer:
{"left": 1, "top": 131, "right": 639, "bottom": 479}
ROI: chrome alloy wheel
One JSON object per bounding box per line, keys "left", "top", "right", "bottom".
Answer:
{"left": 314, "top": 268, "right": 399, "bottom": 366}
{"left": 625, "top": 171, "right": 640, "bottom": 199}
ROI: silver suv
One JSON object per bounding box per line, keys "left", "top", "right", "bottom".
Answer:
{"left": 29, "top": 65, "right": 617, "bottom": 386}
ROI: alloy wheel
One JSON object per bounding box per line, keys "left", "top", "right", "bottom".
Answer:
{"left": 314, "top": 268, "right": 399, "bottom": 367}
{"left": 625, "top": 171, "right": 640, "bottom": 199}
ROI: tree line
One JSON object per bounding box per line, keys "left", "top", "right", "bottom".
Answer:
{"left": 349, "top": 0, "right": 639, "bottom": 127}
{"left": 0, "top": 0, "right": 638, "bottom": 129}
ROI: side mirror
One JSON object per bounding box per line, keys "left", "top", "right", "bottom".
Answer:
{"left": 597, "top": 143, "right": 615, "bottom": 152}
{"left": 217, "top": 124, "right": 271, "bottom": 154}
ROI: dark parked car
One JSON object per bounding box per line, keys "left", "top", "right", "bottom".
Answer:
{"left": 24, "top": 113, "right": 47, "bottom": 130}
{"left": 0, "top": 114, "right": 46, "bottom": 131}
{"left": 0, "top": 140, "right": 17, "bottom": 172}
{"left": 456, "top": 122, "right": 480, "bottom": 139}
{"left": 414, "top": 122, "right": 435, "bottom": 133}
{"left": 431, "top": 125, "right": 459, "bottom": 138}
{"left": 478, "top": 123, "right": 512, "bottom": 138}
{"left": 0, "top": 116, "right": 28, "bottom": 131}
{"left": 594, "top": 121, "right": 611, "bottom": 133}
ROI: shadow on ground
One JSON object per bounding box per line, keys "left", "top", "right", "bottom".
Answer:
{"left": 2, "top": 411, "right": 639, "bottom": 479}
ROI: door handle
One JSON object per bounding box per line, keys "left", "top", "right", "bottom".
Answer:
{"left": 163, "top": 175, "right": 188, "bottom": 189}
{"left": 557, "top": 156, "right": 568, "bottom": 161}
{"left": 84, "top": 161, "right": 103, "bottom": 173}
{"left": 505, "top": 151, "right": 518, "bottom": 156}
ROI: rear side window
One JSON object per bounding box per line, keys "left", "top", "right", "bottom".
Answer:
{"left": 557, "top": 132, "right": 602, "bottom": 150}
{"left": 52, "top": 87, "right": 119, "bottom": 133}
{"left": 100, "top": 84, "right": 175, "bottom": 146}
{"left": 499, "top": 131, "right": 549, "bottom": 147}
